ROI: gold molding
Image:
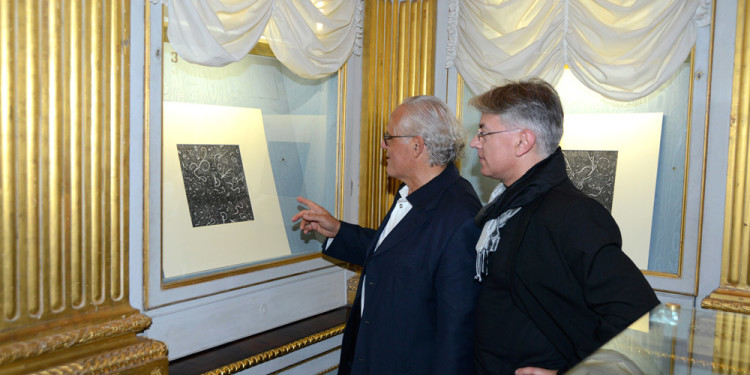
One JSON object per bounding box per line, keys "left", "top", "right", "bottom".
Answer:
{"left": 203, "top": 324, "right": 345, "bottom": 375}
{"left": 702, "top": 290, "right": 750, "bottom": 314}
{"left": 269, "top": 346, "right": 340, "bottom": 375}
{"left": 336, "top": 63, "right": 348, "bottom": 219}
{"left": 0, "top": 313, "right": 152, "bottom": 366}
{"left": 316, "top": 365, "right": 340, "bottom": 375}
{"left": 30, "top": 340, "right": 168, "bottom": 375}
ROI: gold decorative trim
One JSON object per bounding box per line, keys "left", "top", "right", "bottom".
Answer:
{"left": 346, "top": 275, "right": 360, "bottom": 292}
{"left": 32, "top": 339, "right": 168, "bottom": 375}
{"left": 203, "top": 324, "right": 346, "bottom": 375}
{"left": 316, "top": 365, "right": 339, "bottom": 375}
{"left": 701, "top": 296, "right": 750, "bottom": 314}
{"left": 0, "top": 313, "right": 152, "bottom": 366}
{"left": 269, "top": 346, "right": 340, "bottom": 375}
{"left": 160, "top": 253, "right": 325, "bottom": 289}
{"left": 336, "top": 63, "right": 348, "bottom": 219}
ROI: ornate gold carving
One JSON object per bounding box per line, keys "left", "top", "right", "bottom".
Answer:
{"left": 347, "top": 273, "right": 360, "bottom": 306}
{"left": 346, "top": 275, "right": 360, "bottom": 292}
{"left": 0, "top": 314, "right": 152, "bottom": 366}
{"left": 204, "top": 324, "right": 346, "bottom": 375}
{"left": 32, "top": 340, "right": 168, "bottom": 375}
{"left": 701, "top": 296, "right": 750, "bottom": 314}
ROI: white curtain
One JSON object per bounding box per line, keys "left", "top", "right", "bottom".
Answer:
{"left": 447, "top": 0, "right": 712, "bottom": 101}
{"left": 166, "top": 0, "right": 364, "bottom": 79}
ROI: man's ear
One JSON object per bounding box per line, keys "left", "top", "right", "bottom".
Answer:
{"left": 411, "top": 136, "right": 425, "bottom": 158}
{"left": 515, "top": 130, "right": 536, "bottom": 157}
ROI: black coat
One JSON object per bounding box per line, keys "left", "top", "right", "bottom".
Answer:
{"left": 325, "top": 164, "right": 482, "bottom": 375}
{"left": 475, "top": 149, "right": 659, "bottom": 374}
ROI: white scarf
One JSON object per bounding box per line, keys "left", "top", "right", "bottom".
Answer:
{"left": 475, "top": 183, "right": 521, "bottom": 281}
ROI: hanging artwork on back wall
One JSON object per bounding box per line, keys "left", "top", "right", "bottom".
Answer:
{"left": 162, "top": 101, "right": 291, "bottom": 280}
{"left": 560, "top": 113, "right": 663, "bottom": 270}
{"left": 563, "top": 150, "right": 618, "bottom": 212}
{"left": 177, "top": 144, "right": 255, "bottom": 227}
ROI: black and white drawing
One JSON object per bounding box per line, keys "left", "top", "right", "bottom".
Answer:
{"left": 177, "top": 144, "right": 254, "bottom": 227}
{"left": 563, "top": 150, "right": 618, "bottom": 212}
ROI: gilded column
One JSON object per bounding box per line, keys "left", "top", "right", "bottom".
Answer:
{"left": 702, "top": 1, "right": 750, "bottom": 314}
{"left": 0, "top": 1, "right": 168, "bottom": 373}
{"left": 359, "top": 0, "right": 436, "bottom": 228}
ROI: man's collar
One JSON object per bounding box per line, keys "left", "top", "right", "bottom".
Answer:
{"left": 403, "top": 163, "right": 459, "bottom": 208}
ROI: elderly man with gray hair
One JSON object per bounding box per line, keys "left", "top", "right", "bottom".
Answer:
{"left": 293, "top": 95, "right": 481, "bottom": 374}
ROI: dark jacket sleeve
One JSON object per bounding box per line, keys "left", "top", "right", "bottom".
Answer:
{"left": 323, "top": 221, "right": 377, "bottom": 266}
{"left": 432, "top": 218, "right": 481, "bottom": 374}
{"left": 558, "top": 199, "right": 659, "bottom": 346}
{"left": 514, "top": 191, "right": 659, "bottom": 368}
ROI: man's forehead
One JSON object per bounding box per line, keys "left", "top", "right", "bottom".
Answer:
{"left": 479, "top": 113, "right": 502, "bottom": 127}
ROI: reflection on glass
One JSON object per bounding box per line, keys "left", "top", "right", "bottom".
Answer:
{"left": 569, "top": 304, "right": 750, "bottom": 375}
{"left": 459, "top": 62, "right": 691, "bottom": 275}
{"left": 163, "top": 42, "right": 339, "bottom": 280}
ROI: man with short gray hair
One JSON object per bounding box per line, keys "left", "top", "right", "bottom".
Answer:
{"left": 469, "top": 79, "right": 659, "bottom": 374}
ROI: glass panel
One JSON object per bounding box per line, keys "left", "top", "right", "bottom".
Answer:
{"left": 459, "top": 60, "right": 691, "bottom": 275}
{"left": 162, "top": 42, "right": 338, "bottom": 281}
{"left": 569, "top": 304, "right": 750, "bottom": 374}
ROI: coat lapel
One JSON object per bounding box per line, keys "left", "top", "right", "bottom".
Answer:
{"left": 368, "top": 207, "right": 432, "bottom": 258}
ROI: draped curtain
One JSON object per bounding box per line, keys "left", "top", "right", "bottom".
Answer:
{"left": 166, "top": 0, "right": 364, "bottom": 79}
{"left": 447, "top": 0, "right": 712, "bottom": 101}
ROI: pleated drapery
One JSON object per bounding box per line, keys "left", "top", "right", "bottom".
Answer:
{"left": 447, "top": 0, "right": 712, "bottom": 101}
{"left": 166, "top": 0, "right": 363, "bottom": 79}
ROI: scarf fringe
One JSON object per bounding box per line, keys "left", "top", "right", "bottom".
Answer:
{"left": 475, "top": 207, "right": 521, "bottom": 281}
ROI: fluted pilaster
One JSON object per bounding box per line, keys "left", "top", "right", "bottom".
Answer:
{"left": 0, "top": 0, "right": 167, "bottom": 373}
{"left": 359, "top": 0, "right": 436, "bottom": 228}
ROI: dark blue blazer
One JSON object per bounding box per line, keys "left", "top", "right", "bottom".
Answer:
{"left": 325, "top": 164, "right": 481, "bottom": 375}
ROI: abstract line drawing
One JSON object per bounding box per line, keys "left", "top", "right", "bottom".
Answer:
{"left": 177, "top": 144, "right": 254, "bottom": 227}
{"left": 563, "top": 150, "right": 618, "bottom": 212}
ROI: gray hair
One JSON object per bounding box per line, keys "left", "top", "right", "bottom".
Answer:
{"left": 394, "top": 95, "right": 465, "bottom": 166}
{"left": 469, "top": 78, "right": 563, "bottom": 157}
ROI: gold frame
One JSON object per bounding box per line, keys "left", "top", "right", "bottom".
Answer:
{"left": 142, "top": 4, "right": 348, "bottom": 308}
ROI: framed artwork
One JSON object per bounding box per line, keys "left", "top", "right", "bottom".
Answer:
{"left": 560, "top": 113, "right": 663, "bottom": 269}
{"left": 162, "top": 102, "right": 292, "bottom": 279}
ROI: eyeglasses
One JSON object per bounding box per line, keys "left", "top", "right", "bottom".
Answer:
{"left": 475, "top": 128, "right": 522, "bottom": 139}
{"left": 383, "top": 132, "right": 415, "bottom": 145}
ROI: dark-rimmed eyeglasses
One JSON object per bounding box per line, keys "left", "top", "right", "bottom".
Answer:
{"left": 475, "top": 128, "right": 522, "bottom": 139}
{"left": 383, "top": 133, "right": 416, "bottom": 145}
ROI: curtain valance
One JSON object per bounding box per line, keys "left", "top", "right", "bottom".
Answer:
{"left": 166, "top": 0, "right": 363, "bottom": 79}
{"left": 447, "top": 0, "right": 712, "bottom": 101}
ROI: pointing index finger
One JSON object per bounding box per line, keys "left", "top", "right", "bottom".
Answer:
{"left": 296, "top": 196, "right": 319, "bottom": 209}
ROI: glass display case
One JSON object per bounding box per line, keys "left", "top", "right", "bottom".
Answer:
{"left": 568, "top": 304, "right": 750, "bottom": 374}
